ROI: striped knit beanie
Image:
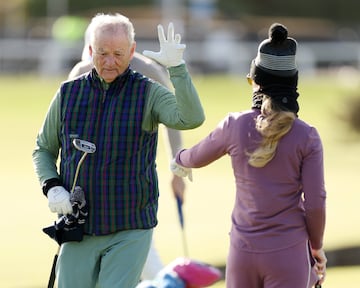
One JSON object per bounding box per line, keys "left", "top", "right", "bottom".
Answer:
{"left": 249, "top": 23, "right": 299, "bottom": 114}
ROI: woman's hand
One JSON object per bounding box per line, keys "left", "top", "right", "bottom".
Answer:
{"left": 312, "top": 248, "right": 327, "bottom": 285}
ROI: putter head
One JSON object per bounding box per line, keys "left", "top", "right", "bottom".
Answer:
{"left": 72, "top": 139, "right": 96, "bottom": 154}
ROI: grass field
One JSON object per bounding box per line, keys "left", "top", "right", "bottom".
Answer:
{"left": 1, "top": 71, "right": 360, "bottom": 287}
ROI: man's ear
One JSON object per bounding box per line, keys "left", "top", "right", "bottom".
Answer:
{"left": 129, "top": 42, "right": 136, "bottom": 60}
{"left": 89, "top": 45, "right": 93, "bottom": 57}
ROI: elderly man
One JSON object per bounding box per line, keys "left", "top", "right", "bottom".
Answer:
{"left": 33, "top": 13, "right": 204, "bottom": 288}
{"left": 69, "top": 23, "right": 187, "bottom": 281}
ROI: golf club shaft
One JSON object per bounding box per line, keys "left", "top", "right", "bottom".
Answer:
{"left": 48, "top": 151, "right": 88, "bottom": 287}
{"left": 47, "top": 253, "right": 58, "bottom": 288}
{"left": 71, "top": 152, "right": 88, "bottom": 193}
{"left": 181, "top": 226, "right": 189, "bottom": 257}
{"left": 176, "top": 195, "right": 189, "bottom": 257}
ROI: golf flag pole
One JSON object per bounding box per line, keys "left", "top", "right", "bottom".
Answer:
{"left": 176, "top": 195, "right": 189, "bottom": 257}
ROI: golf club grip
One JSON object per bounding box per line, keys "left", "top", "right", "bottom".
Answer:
{"left": 176, "top": 195, "right": 184, "bottom": 228}
{"left": 47, "top": 254, "right": 58, "bottom": 288}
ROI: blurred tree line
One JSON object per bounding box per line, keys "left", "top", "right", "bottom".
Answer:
{"left": 218, "top": 0, "right": 360, "bottom": 25}
{"left": 25, "top": 0, "right": 144, "bottom": 17}
{"left": 24, "top": 0, "right": 360, "bottom": 26}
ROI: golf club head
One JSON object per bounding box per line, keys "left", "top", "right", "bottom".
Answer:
{"left": 72, "top": 139, "right": 96, "bottom": 154}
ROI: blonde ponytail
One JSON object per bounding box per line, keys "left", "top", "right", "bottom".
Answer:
{"left": 248, "top": 96, "right": 295, "bottom": 167}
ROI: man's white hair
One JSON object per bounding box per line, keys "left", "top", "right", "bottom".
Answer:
{"left": 86, "top": 13, "right": 135, "bottom": 51}
{"left": 81, "top": 24, "right": 92, "bottom": 61}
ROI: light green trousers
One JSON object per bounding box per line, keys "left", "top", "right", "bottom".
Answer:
{"left": 56, "top": 229, "right": 153, "bottom": 288}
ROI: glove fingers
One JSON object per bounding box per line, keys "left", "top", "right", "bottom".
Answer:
{"left": 167, "top": 22, "right": 174, "bottom": 42}
{"left": 49, "top": 203, "right": 72, "bottom": 215}
{"left": 188, "top": 169, "right": 193, "bottom": 182}
{"left": 62, "top": 202, "right": 74, "bottom": 215}
{"left": 175, "top": 33, "right": 181, "bottom": 44}
{"left": 157, "top": 24, "right": 166, "bottom": 44}
{"left": 146, "top": 22, "right": 185, "bottom": 67}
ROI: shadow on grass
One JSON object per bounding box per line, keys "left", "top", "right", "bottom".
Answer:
{"left": 326, "top": 246, "right": 360, "bottom": 267}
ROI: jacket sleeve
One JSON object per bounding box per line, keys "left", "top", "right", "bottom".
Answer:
{"left": 32, "top": 90, "right": 62, "bottom": 185}
{"left": 175, "top": 116, "right": 231, "bottom": 168}
{"left": 138, "top": 57, "right": 185, "bottom": 159}
{"left": 142, "top": 64, "right": 205, "bottom": 131}
{"left": 302, "top": 127, "right": 326, "bottom": 249}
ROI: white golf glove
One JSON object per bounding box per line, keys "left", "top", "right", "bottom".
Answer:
{"left": 143, "top": 22, "right": 186, "bottom": 67}
{"left": 170, "top": 159, "right": 193, "bottom": 181}
{"left": 47, "top": 186, "right": 73, "bottom": 215}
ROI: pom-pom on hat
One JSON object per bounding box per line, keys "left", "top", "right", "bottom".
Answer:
{"left": 252, "top": 23, "right": 298, "bottom": 78}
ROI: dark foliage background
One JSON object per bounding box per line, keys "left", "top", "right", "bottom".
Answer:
{"left": 24, "top": 0, "right": 360, "bottom": 26}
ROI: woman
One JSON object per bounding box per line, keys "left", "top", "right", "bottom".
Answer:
{"left": 171, "top": 23, "right": 327, "bottom": 288}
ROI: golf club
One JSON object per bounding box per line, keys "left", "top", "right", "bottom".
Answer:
{"left": 176, "top": 195, "right": 189, "bottom": 258}
{"left": 172, "top": 198, "right": 223, "bottom": 287}
{"left": 71, "top": 139, "right": 96, "bottom": 192}
{"left": 47, "top": 138, "right": 96, "bottom": 288}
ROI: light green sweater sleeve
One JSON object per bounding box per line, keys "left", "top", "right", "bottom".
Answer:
{"left": 142, "top": 64, "right": 205, "bottom": 132}
{"left": 32, "top": 90, "right": 61, "bottom": 185}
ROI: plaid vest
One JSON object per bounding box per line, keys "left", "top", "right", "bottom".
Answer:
{"left": 59, "top": 68, "right": 159, "bottom": 235}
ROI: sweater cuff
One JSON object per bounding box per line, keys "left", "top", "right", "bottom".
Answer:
{"left": 42, "top": 178, "right": 62, "bottom": 196}
{"left": 168, "top": 63, "right": 187, "bottom": 77}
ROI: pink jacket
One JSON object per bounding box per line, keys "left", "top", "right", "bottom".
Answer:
{"left": 176, "top": 109, "right": 326, "bottom": 252}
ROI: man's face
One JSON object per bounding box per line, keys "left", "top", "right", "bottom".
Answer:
{"left": 90, "top": 28, "right": 135, "bottom": 83}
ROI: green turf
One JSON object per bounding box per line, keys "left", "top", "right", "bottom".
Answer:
{"left": 1, "top": 73, "right": 359, "bottom": 287}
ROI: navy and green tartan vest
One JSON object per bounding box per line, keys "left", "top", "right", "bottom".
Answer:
{"left": 59, "top": 68, "right": 159, "bottom": 235}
